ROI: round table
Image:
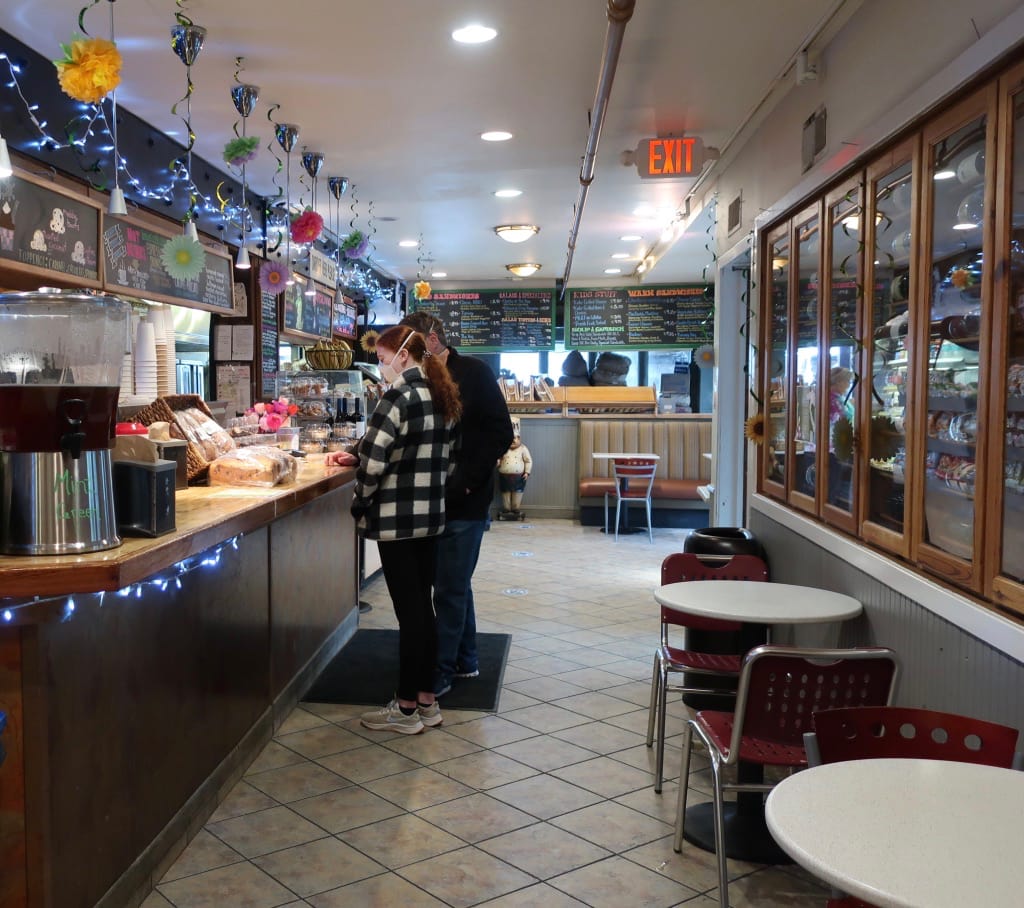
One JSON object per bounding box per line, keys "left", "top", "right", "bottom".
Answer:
{"left": 766, "top": 758, "right": 1024, "bottom": 907}
{"left": 656, "top": 580, "right": 863, "bottom": 864}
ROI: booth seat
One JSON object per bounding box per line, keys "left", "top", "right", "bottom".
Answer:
{"left": 577, "top": 417, "right": 712, "bottom": 508}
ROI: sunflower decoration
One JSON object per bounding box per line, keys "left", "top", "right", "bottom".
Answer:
{"left": 413, "top": 280, "right": 432, "bottom": 302}
{"left": 160, "top": 234, "right": 206, "bottom": 282}
{"left": 54, "top": 36, "right": 122, "bottom": 104}
{"left": 360, "top": 330, "right": 380, "bottom": 354}
{"left": 744, "top": 411, "right": 766, "bottom": 446}
{"left": 223, "top": 136, "right": 260, "bottom": 168}
{"left": 832, "top": 415, "right": 855, "bottom": 463}
{"left": 870, "top": 414, "right": 901, "bottom": 461}
{"left": 258, "top": 260, "right": 289, "bottom": 296}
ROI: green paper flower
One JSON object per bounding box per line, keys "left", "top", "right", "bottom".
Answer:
{"left": 160, "top": 234, "right": 207, "bottom": 281}
{"left": 223, "top": 135, "right": 260, "bottom": 168}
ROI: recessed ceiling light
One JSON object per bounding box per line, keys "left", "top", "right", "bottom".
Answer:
{"left": 604, "top": 267, "right": 622, "bottom": 275}
{"left": 495, "top": 188, "right": 522, "bottom": 198}
{"left": 452, "top": 24, "right": 497, "bottom": 44}
{"left": 934, "top": 169, "right": 957, "bottom": 181}
{"left": 611, "top": 253, "right": 631, "bottom": 259}
{"left": 398, "top": 239, "right": 419, "bottom": 248}
{"left": 481, "top": 131, "right": 513, "bottom": 142}
{"left": 620, "top": 234, "right": 642, "bottom": 241}
{"left": 494, "top": 224, "right": 539, "bottom": 243}
{"left": 431, "top": 271, "right": 447, "bottom": 278}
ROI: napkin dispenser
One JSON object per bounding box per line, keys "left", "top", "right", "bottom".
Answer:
{"left": 113, "top": 459, "right": 176, "bottom": 537}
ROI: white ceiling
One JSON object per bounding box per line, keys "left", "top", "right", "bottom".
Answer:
{"left": 5, "top": 0, "right": 829, "bottom": 286}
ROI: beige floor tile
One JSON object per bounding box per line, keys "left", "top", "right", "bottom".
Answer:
{"left": 245, "top": 740, "right": 308, "bottom": 776}
{"left": 254, "top": 836, "right": 383, "bottom": 897}
{"left": 339, "top": 813, "right": 464, "bottom": 868}
{"left": 604, "top": 680, "right": 659, "bottom": 706}
{"left": 500, "top": 665, "right": 540, "bottom": 685}
{"left": 500, "top": 702, "right": 593, "bottom": 733}
{"left": 207, "top": 780, "right": 279, "bottom": 823}
{"left": 275, "top": 724, "right": 369, "bottom": 759}
{"left": 513, "top": 652, "right": 588, "bottom": 675}
{"left": 551, "top": 801, "right": 674, "bottom": 852}
{"left": 615, "top": 784, "right": 685, "bottom": 825}
{"left": 552, "top": 720, "right": 647, "bottom": 755}
{"left": 474, "top": 883, "right": 589, "bottom": 907}
{"left": 552, "top": 691, "right": 646, "bottom": 720}
{"left": 381, "top": 727, "right": 483, "bottom": 764}
{"left": 276, "top": 707, "right": 330, "bottom": 736}
{"left": 159, "top": 829, "right": 244, "bottom": 883}
{"left": 158, "top": 860, "right": 297, "bottom": 908}
{"left": 602, "top": 709, "right": 658, "bottom": 736}
{"left": 433, "top": 749, "right": 539, "bottom": 790}
{"left": 362, "top": 766, "right": 476, "bottom": 811}
{"left": 415, "top": 792, "right": 536, "bottom": 843}
{"left": 505, "top": 676, "right": 589, "bottom": 701}
{"left": 554, "top": 666, "right": 640, "bottom": 691}
{"left": 396, "top": 846, "right": 535, "bottom": 908}
{"left": 477, "top": 821, "right": 611, "bottom": 880}
{"left": 432, "top": 707, "right": 490, "bottom": 726}
{"left": 488, "top": 774, "right": 603, "bottom": 820}
{"left": 725, "top": 865, "right": 829, "bottom": 907}
{"left": 445, "top": 715, "right": 539, "bottom": 748}
{"left": 245, "top": 761, "right": 350, "bottom": 804}
{"left": 301, "top": 702, "right": 368, "bottom": 724}
{"left": 206, "top": 806, "right": 328, "bottom": 859}
{"left": 288, "top": 785, "right": 404, "bottom": 834}
{"left": 316, "top": 743, "right": 420, "bottom": 783}
{"left": 494, "top": 689, "right": 541, "bottom": 712}
{"left": 551, "top": 755, "right": 654, "bottom": 798}
{"left": 140, "top": 892, "right": 174, "bottom": 908}
{"left": 515, "top": 635, "right": 592, "bottom": 655}
{"left": 549, "top": 854, "right": 700, "bottom": 908}
{"left": 306, "top": 873, "right": 447, "bottom": 907}
{"left": 492, "top": 735, "right": 598, "bottom": 772}
{"left": 624, "top": 834, "right": 762, "bottom": 892}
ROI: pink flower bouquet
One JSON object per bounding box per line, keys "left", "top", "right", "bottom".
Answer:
{"left": 247, "top": 397, "right": 299, "bottom": 432}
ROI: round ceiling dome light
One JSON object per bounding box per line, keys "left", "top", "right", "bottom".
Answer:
{"left": 452, "top": 24, "right": 498, "bottom": 44}
{"left": 481, "top": 131, "right": 513, "bottom": 142}
{"left": 494, "top": 224, "right": 539, "bottom": 243}
{"left": 506, "top": 263, "right": 541, "bottom": 278}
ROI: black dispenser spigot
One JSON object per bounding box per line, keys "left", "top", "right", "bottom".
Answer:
{"left": 58, "top": 397, "right": 87, "bottom": 460}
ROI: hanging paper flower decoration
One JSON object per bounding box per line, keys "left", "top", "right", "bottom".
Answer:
{"left": 360, "top": 330, "right": 380, "bottom": 354}
{"left": 223, "top": 136, "right": 260, "bottom": 168}
{"left": 259, "top": 260, "right": 289, "bottom": 295}
{"left": 744, "top": 412, "right": 766, "bottom": 446}
{"left": 413, "top": 281, "right": 432, "bottom": 301}
{"left": 950, "top": 268, "right": 974, "bottom": 290}
{"left": 341, "top": 230, "right": 369, "bottom": 260}
{"left": 160, "top": 234, "right": 206, "bottom": 281}
{"left": 54, "top": 37, "right": 122, "bottom": 104}
{"left": 290, "top": 208, "right": 324, "bottom": 245}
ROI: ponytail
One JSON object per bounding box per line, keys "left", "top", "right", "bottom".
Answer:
{"left": 423, "top": 354, "right": 462, "bottom": 425}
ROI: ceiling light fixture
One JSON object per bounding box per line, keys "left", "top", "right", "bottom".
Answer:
{"left": 494, "top": 224, "right": 539, "bottom": 243}
{"left": 604, "top": 267, "right": 622, "bottom": 275}
{"left": 481, "top": 131, "right": 513, "bottom": 142}
{"left": 494, "top": 188, "right": 522, "bottom": 198}
{"left": 506, "top": 263, "right": 541, "bottom": 278}
{"left": 399, "top": 239, "right": 419, "bottom": 247}
{"left": 611, "top": 253, "right": 630, "bottom": 260}
{"left": 235, "top": 245, "right": 250, "bottom": 269}
{"left": 620, "top": 234, "right": 641, "bottom": 241}
{"left": 431, "top": 271, "right": 447, "bottom": 278}
{"left": 452, "top": 24, "right": 497, "bottom": 44}
{"left": 934, "top": 169, "right": 956, "bottom": 181}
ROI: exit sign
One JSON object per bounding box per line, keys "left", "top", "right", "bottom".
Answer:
{"left": 636, "top": 136, "right": 705, "bottom": 179}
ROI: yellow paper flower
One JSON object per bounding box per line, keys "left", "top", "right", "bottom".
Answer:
{"left": 832, "top": 415, "right": 855, "bottom": 463}
{"left": 55, "top": 37, "right": 123, "bottom": 104}
{"left": 413, "top": 280, "right": 432, "bottom": 301}
{"left": 950, "top": 268, "right": 973, "bottom": 290}
{"left": 744, "top": 412, "right": 766, "bottom": 445}
{"left": 360, "top": 330, "right": 380, "bottom": 354}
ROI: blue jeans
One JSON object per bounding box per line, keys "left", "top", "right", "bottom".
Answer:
{"left": 434, "top": 518, "right": 486, "bottom": 690}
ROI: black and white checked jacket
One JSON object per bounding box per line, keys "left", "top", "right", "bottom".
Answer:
{"left": 353, "top": 367, "right": 454, "bottom": 541}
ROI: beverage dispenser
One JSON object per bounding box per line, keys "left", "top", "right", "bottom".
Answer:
{"left": 0, "top": 291, "right": 131, "bottom": 555}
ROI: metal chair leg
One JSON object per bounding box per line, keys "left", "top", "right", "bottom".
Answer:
{"left": 673, "top": 721, "right": 694, "bottom": 852}
{"left": 710, "top": 757, "right": 730, "bottom": 908}
{"left": 603, "top": 491, "right": 609, "bottom": 534}
{"left": 654, "top": 663, "right": 669, "bottom": 793}
{"left": 646, "top": 653, "right": 660, "bottom": 748}
{"left": 614, "top": 498, "right": 622, "bottom": 541}
{"left": 645, "top": 497, "right": 653, "bottom": 542}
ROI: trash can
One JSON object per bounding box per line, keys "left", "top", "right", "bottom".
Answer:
{"left": 679, "top": 527, "right": 768, "bottom": 709}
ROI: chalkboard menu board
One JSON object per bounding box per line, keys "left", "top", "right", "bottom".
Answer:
{"left": 0, "top": 173, "right": 101, "bottom": 284}
{"left": 314, "top": 286, "right": 332, "bottom": 338}
{"left": 411, "top": 289, "right": 554, "bottom": 352}
{"left": 566, "top": 285, "right": 713, "bottom": 349}
{"left": 101, "top": 215, "right": 233, "bottom": 312}
{"left": 332, "top": 295, "right": 357, "bottom": 338}
{"left": 260, "top": 288, "right": 279, "bottom": 397}
{"left": 280, "top": 277, "right": 331, "bottom": 338}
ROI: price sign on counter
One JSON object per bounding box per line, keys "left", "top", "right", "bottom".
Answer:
{"left": 410, "top": 288, "right": 555, "bottom": 352}
{"left": 567, "top": 284, "right": 713, "bottom": 349}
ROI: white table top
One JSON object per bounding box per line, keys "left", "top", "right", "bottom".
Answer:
{"left": 654, "top": 580, "right": 862, "bottom": 624}
{"left": 765, "top": 758, "right": 1024, "bottom": 908}
{"left": 591, "top": 452, "right": 660, "bottom": 460}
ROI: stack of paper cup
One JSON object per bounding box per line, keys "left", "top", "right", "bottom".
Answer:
{"left": 153, "top": 306, "right": 175, "bottom": 397}
{"left": 134, "top": 315, "right": 158, "bottom": 402}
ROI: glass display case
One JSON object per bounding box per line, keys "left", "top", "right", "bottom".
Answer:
{"left": 275, "top": 370, "right": 377, "bottom": 453}
{"left": 762, "top": 224, "right": 790, "bottom": 496}
{"left": 791, "top": 204, "right": 822, "bottom": 514}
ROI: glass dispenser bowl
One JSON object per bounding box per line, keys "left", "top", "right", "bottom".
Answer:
{"left": 0, "top": 290, "right": 132, "bottom": 555}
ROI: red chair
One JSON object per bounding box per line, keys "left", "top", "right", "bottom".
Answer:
{"left": 645, "top": 552, "right": 770, "bottom": 793}
{"left": 604, "top": 457, "right": 658, "bottom": 541}
{"left": 673, "top": 644, "right": 900, "bottom": 908}
{"left": 806, "top": 706, "right": 1023, "bottom": 908}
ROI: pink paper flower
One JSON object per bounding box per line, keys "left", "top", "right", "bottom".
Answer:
{"left": 290, "top": 208, "right": 324, "bottom": 245}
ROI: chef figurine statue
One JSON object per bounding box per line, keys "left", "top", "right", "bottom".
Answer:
{"left": 497, "top": 417, "right": 532, "bottom": 521}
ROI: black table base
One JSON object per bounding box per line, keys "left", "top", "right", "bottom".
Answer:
{"left": 683, "top": 799, "right": 792, "bottom": 864}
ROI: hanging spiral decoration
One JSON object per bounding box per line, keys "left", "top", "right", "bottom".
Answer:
{"left": 169, "top": 7, "right": 206, "bottom": 228}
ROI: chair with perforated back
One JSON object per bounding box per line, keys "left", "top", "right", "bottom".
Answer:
{"left": 604, "top": 457, "right": 658, "bottom": 542}
{"left": 804, "top": 706, "right": 1023, "bottom": 908}
{"left": 673, "top": 644, "right": 900, "bottom": 908}
{"left": 645, "top": 552, "right": 770, "bottom": 793}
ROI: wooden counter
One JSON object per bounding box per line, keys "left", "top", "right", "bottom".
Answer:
{"left": 0, "top": 461, "right": 359, "bottom": 908}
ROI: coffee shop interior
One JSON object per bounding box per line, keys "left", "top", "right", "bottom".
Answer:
{"left": 4, "top": 1, "right": 1024, "bottom": 907}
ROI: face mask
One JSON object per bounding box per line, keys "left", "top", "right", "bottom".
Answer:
{"left": 380, "top": 332, "right": 413, "bottom": 384}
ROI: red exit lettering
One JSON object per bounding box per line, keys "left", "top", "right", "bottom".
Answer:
{"left": 637, "top": 137, "right": 705, "bottom": 179}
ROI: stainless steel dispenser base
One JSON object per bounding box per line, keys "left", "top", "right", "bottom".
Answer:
{"left": 0, "top": 450, "right": 122, "bottom": 555}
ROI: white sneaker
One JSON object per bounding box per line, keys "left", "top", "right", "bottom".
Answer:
{"left": 360, "top": 699, "right": 424, "bottom": 734}
{"left": 418, "top": 701, "right": 443, "bottom": 727}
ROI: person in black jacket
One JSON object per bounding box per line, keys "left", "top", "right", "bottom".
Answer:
{"left": 401, "top": 312, "right": 514, "bottom": 696}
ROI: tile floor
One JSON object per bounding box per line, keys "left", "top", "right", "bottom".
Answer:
{"left": 144, "top": 519, "right": 829, "bottom": 908}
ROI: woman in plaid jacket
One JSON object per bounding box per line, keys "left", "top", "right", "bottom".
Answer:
{"left": 327, "top": 324, "right": 461, "bottom": 734}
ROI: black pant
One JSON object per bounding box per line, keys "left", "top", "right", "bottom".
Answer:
{"left": 377, "top": 536, "right": 438, "bottom": 702}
